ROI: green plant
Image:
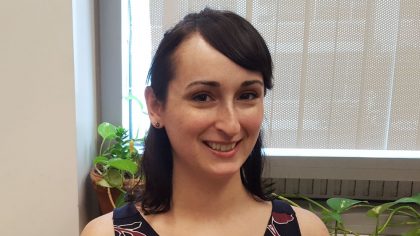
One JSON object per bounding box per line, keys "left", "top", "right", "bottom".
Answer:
{"left": 93, "top": 122, "right": 143, "bottom": 207}
{"left": 367, "top": 194, "right": 420, "bottom": 236}
{"left": 273, "top": 193, "right": 420, "bottom": 236}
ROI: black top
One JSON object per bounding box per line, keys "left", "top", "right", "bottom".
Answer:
{"left": 113, "top": 199, "right": 301, "bottom": 236}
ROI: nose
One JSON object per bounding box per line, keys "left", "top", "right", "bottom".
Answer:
{"left": 214, "top": 103, "right": 241, "bottom": 138}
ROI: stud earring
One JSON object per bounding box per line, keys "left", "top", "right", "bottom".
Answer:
{"left": 154, "top": 122, "right": 161, "bottom": 128}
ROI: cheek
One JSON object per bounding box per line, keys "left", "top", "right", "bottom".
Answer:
{"left": 163, "top": 107, "right": 208, "bottom": 140}
{"left": 247, "top": 116, "right": 263, "bottom": 135}
{"left": 243, "top": 106, "right": 264, "bottom": 133}
{"left": 166, "top": 107, "right": 208, "bottom": 126}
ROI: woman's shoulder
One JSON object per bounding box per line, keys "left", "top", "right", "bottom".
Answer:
{"left": 80, "top": 212, "right": 114, "bottom": 236}
{"left": 291, "top": 206, "right": 330, "bottom": 236}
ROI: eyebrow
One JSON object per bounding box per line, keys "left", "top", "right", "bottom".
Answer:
{"left": 186, "top": 80, "right": 264, "bottom": 89}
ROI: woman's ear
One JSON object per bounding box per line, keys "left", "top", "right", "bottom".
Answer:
{"left": 145, "top": 86, "right": 164, "bottom": 127}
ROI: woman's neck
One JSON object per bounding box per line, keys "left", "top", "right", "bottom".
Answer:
{"left": 139, "top": 162, "right": 272, "bottom": 236}
{"left": 169, "top": 164, "right": 255, "bottom": 219}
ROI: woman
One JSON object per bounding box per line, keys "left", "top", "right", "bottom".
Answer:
{"left": 82, "top": 8, "right": 329, "bottom": 236}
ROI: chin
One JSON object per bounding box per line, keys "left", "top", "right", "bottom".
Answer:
{"left": 207, "top": 165, "right": 243, "bottom": 178}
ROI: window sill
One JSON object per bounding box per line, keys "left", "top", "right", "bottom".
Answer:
{"left": 263, "top": 148, "right": 420, "bottom": 182}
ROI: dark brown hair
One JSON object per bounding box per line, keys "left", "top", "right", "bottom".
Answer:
{"left": 138, "top": 8, "right": 273, "bottom": 214}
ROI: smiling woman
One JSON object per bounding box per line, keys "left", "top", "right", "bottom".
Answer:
{"left": 149, "top": 33, "right": 265, "bottom": 180}
{"left": 82, "top": 8, "right": 329, "bottom": 236}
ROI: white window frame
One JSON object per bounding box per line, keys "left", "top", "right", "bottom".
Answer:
{"left": 99, "top": 0, "right": 123, "bottom": 126}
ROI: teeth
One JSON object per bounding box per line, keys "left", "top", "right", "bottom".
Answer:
{"left": 207, "top": 142, "right": 236, "bottom": 152}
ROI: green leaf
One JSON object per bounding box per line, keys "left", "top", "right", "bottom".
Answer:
{"left": 327, "top": 198, "right": 366, "bottom": 213}
{"left": 368, "top": 194, "right": 420, "bottom": 217}
{"left": 115, "top": 192, "right": 127, "bottom": 208}
{"left": 108, "top": 158, "right": 138, "bottom": 175}
{"left": 395, "top": 193, "right": 420, "bottom": 205}
{"left": 105, "top": 168, "right": 123, "bottom": 188}
{"left": 96, "top": 178, "right": 112, "bottom": 188}
{"left": 321, "top": 210, "right": 343, "bottom": 224}
{"left": 93, "top": 156, "right": 108, "bottom": 165}
{"left": 368, "top": 202, "right": 396, "bottom": 217}
{"left": 98, "top": 122, "right": 117, "bottom": 140}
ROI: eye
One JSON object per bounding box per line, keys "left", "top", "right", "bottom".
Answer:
{"left": 238, "top": 92, "right": 258, "bottom": 100}
{"left": 192, "top": 93, "right": 213, "bottom": 102}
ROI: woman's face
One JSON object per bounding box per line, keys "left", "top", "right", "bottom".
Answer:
{"left": 149, "top": 34, "right": 264, "bottom": 178}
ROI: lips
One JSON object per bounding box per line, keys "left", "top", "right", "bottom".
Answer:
{"left": 205, "top": 141, "right": 237, "bottom": 152}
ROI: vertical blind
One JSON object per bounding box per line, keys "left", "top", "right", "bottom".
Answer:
{"left": 148, "top": 0, "right": 420, "bottom": 150}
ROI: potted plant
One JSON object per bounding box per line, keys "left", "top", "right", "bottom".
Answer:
{"left": 90, "top": 122, "right": 143, "bottom": 214}
{"left": 274, "top": 193, "right": 420, "bottom": 235}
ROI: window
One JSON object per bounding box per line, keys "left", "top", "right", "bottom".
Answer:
{"left": 122, "top": 0, "right": 151, "bottom": 139}
{"left": 99, "top": 1, "right": 420, "bottom": 189}
{"left": 124, "top": 0, "right": 420, "bottom": 151}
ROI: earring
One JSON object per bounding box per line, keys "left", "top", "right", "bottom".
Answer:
{"left": 154, "top": 121, "right": 161, "bottom": 128}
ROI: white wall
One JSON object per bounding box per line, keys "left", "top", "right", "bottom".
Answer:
{"left": 0, "top": 1, "right": 97, "bottom": 235}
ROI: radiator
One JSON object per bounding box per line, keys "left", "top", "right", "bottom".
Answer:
{"left": 267, "top": 178, "right": 420, "bottom": 201}
{"left": 263, "top": 150, "right": 420, "bottom": 201}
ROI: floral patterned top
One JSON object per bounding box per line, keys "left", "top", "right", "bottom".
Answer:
{"left": 113, "top": 200, "right": 301, "bottom": 236}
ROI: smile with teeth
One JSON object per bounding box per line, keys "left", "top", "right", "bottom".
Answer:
{"left": 205, "top": 142, "right": 237, "bottom": 152}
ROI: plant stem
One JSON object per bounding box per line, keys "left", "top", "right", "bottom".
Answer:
{"left": 388, "top": 207, "right": 420, "bottom": 218}
{"left": 334, "top": 221, "right": 338, "bottom": 236}
{"left": 117, "top": 187, "right": 126, "bottom": 194}
{"left": 107, "top": 187, "right": 116, "bottom": 209}
{"left": 299, "top": 194, "right": 331, "bottom": 213}
{"left": 378, "top": 205, "right": 420, "bottom": 234}
{"left": 393, "top": 209, "right": 418, "bottom": 218}
{"left": 326, "top": 226, "right": 360, "bottom": 236}
{"left": 99, "top": 139, "right": 106, "bottom": 156}
{"left": 386, "top": 221, "right": 420, "bottom": 227}
{"left": 94, "top": 166, "right": 103, "bottom": 175}
{"left": 273, "top": 194, "right": 302, "bottom": 208}
{"left": 373, "top": 217, "right": 379, "bottom": 236}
